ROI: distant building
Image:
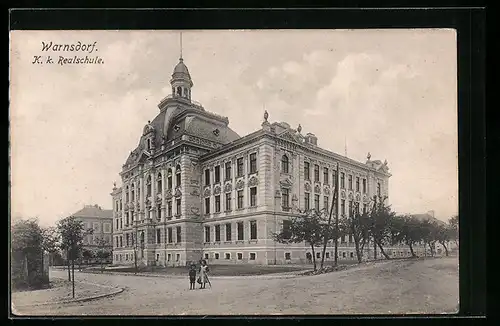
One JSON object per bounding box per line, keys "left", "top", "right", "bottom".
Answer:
{"left": 70, "top": 204, "right": 113, "bottom": 252}
{"left": 110, "top": 55, "right": 393, "bottom": 266}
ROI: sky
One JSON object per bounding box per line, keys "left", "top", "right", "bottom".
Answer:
{"left": 9, "top": 29, "right": 458, "bottom": 227}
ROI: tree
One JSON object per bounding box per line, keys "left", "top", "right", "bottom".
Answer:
{"left": 435, "top": 223, "right": 453, "bottom": 256}
{"left": 40, "top": 226, "right": 59, "bottom": 275}
{"left": 368, "top": 196, "right": 395, "bottom": 260}
{"left": 57, "top": 216, "right": 93, "bottom": 298}
{"left": 340, "top": 209, "right": 370, "bottom": 263}
{"left": 448, "top": 215, "right": 459, "bottom": 247}
{"left": 11, "top": 218, "right": 47, "bottom": 290}
{"left": 273, "top": 209, "right": 324, "bottom": 271}
{"left": 319, "top": 163, "right": 340, "bottom": 269}
{"left": 419, "top": 219, "right": 438, "bottom": 257}
{"left": 81, "top": 248, "right": 94, "bottom": 266}
{"left": 95, "top": 237, "right": 111, "bottom": 272}
{"left": 390, "top": 215, "right": 422, "bottom": 257}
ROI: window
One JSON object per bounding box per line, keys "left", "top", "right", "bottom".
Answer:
{"left": 204, "top": 253, "right": 209, "bottom": 260}
{"left": 125, "top": 186, "right": 129, "bottom": 202}
{"left": 237, "top": 190, "right": 244, "bottom": 209}
{"left": 157, "top": 206, "right": 162, "bottom": 220}
{"left": 167, "top": 201, "right": 172, "bottom": 217}
{"left": 283, "top": 220, "right": 292, "bottom": 239}
{"left": 156, "top": 229, "right": 161, "bottom": 244}
{"left": 225, "top": 223, "right": 232, "bottom": 241}
{"left": 348, "top": 175, "right": 353, "bottom": 190}
{"left": 350, "top": 252, "right": 354, "bottom": 258}
{"left": 167, "top": 169, "right": 173, "bottom": 189}
{"left": 377, "top": 182, "right": 381, "bottom": 196}
{"left": 115, "top": 237, "right": 119, "bottom": 247}
{"left": 348, "top": 234, "right": 353, "bottom": 243}
{"left": 215, "top": 253, "right": 220, "bottom": 260}
{"left": 176, "top": 226, "right": 181, "bottom": 243}
{"left": 205, "top": 226, "right": 211, "bottom": 242}
{"left": 314, "top": 194, "right": 320, "bottom": 211}
{"left": 167, "top": 228, "right": 174, "bottom": 243}
{"left": 250, "top": 187, "right": 257, "bottom": 207}
{"left": 314, "top": 164, "right": 320, "bottom": 182}
{"left": 237, "top": 158, "right": 244, "bottom": 177}
{"left": 326, "top": 252, "right": 330, "bottom": 259}
{"left": 342, "top": 252, "right": 346, "bottom": 258}
{"left": 340, "top": 173, "right": 345, "bottom": 188}
{"left": 250, "top": 153, "right": 257, "bottom": 174}
{"left": 316, "top": 252, "right": 321, "bottom": 259}
{"left": 167, "top": 253, "right": 171, "bottom": 261}
{"left": 324, "top": 196, "right": 329, "bottom": 210}
{"left": 250, "top": 253, "right": 256, "bottom": 260}
{"left": 157, "top": 172, "right": 162, "bottom": 194}
{"left": 215, "top": 225, "right": 221, "bottom": 242}
{"left": 285, "top": 252, "right": 291, "bottom": 260}
{"left": 363, "top": 179, "right": 367, "bottom": 193}
{"left": 324, "top": 167, "right": 329, "bottom": 184}
{"left": 205, "top": 197, "right": 210, "bottom": 214}
{"left": 237, "top": 253, "right": 243, "bottom": 260}
{"left": 250, "top": 220, "right": 257, "bottom": 240}
{"left": 281, "top": 155, "right": 289, "bottom": 173}
{"left": 176, "top": 165, "right": 181, "bottom": 187}
{"left": 146, "top": 175, "right": 152, "bottom": 196}
{"left": 341, "top": 199, "right": 345, "bottom": 216}
{"left": 225, "top": 193, "right": 231, "bottom": 211}
{"left": 356, "top": 177, "right": 360, "bottom": 192}
{"left": 237, "top": 222, "right": 244, "bottom": 240}
{"left": 205, "top": 169, "right": 210, "bottom": 186}
{"left": 282, "top": 188, "right": 289, "bottom": 208}
{"left": 176, "top": 199, "right": 181, "bottom": 216}
{"left": 119, "top": 236, "right": 122, "bottom": 247}
{"left": 225, "top": 162, "right": 232, "bottom": 180}
{"left": 305, "top": 192, "right": 310, "bottom": 211}
{"left": 214, "top": 165, "right": 220, "bottom": 183}
{"left": 363, "top": 204, "right": 367, "bottom": 214}
{"left": 131, "top": 184, "right": 135, "bottom": 201}
{"left": 225, "top": 253, "right": 230, "bottom": 260}
{"left": 304, "top": 162, "right": 310, "bottom": 180}
{"left": 176, "top": 254, "right": 180, "bottom": 262}
{"left": 215, "top": 195, "right": 221, "bottom": 213}
{"left": 349, "top": 201, "right": 353, "bottom": 216}
{"left": 355, "top": 202, "right": 360, "bottom": 215}
{"left": 156, "top": 253, "right": 160, "bottom": 261}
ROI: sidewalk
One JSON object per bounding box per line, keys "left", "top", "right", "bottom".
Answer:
{"left": 11, "top": 278, "right": 123, "bottom": 310}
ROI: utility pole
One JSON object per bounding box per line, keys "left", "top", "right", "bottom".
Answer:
{"left": 334, "top": 163, "right": 340, "bottom": 266}
{"left": 321, "top": 162, "right": 339, "bottom": 269}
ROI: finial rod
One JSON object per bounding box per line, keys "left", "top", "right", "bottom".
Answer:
{"left": 180, "top": 32, "right": 183, "bottom": 60}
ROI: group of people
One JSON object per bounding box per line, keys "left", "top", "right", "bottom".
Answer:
{"left": 188, "top": 259, "right": 210, "bottom": 290}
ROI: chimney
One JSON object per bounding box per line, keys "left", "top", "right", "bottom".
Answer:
{"left": 427, "top": 210, "right": 435, "bottom": 218}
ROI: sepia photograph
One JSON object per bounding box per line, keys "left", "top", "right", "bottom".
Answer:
{"left": 9, "top": 29, "right": 459, "bottom": 316}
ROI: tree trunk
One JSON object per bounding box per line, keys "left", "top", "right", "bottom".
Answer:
{"left": 441, "top": 241, "right": 449, "bottom": 256}
{"left": 408, "top": 242, "right": 417, "bottom": 257}
{"left": 310, "top": 245, "right": 317, "bottom": 271}
{"left": 376, "top": 240, "right": 390, "bottom": 259}
{"left": 71, "top": 258, "right": 75, "bottom": 298}
{"left": 353, "top": 236, "right": 362, "bottom": 263}
{"left": 67, "top": 250, "right": 71, "bottom": 281}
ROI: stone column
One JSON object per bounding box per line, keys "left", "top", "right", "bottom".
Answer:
{"left": 121, "top": 182, "right": 126, "bottom": 230}
{"left": 150, "top": 171, "right": 155, "bottom": 220}
{"left": 140, "top": 174, "right": 145, "bottom": 219}
{"left": 161, "top": 167, "right": 166, "bottom": 222}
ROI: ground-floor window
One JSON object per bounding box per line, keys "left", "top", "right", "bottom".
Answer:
{"left": 156, "top": 253, "right": 160, "bottom": 261}
{"left": 285, "top": 252, "right": 291, "bottom": 260}
{"left": 316, "top": 252, "right": 320, "bottom": 259}
{"left": 176, "top": 254, "right": 180, "bottom": 261}
{"left": 225, "top": 253, "right": 231, "bottom": 260}
{"left": 249, "top": 253, "right": 256, "bottom": 260}
{"left": 204, "top": 253, "right": 209, "bottom": 259}
{"left": 342, "top": 252, "right": 346, "bottom": 258}
{"left": 326, "top": 252, "right": 330, "bottom": 259}
{"left": 350, "top": 252, "right": 354, "bottom": 258}
{"left": 167, "top": 254, "right": 171, "bottom": 262}
{"left": 214, "top": 253, "right": 219, "bottom": 259}
{"left": 237, "top": 253, "right": 243, "bottom": 260}
{"left": 126, "top": 254, "right": 129, "bottom": 260}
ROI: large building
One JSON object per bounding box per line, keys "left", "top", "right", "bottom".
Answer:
{"left": 110, "top": 55, "right": 392, "bottom": 266}
{"left": 70, "top": 204, "right": 113, "bottom": 253}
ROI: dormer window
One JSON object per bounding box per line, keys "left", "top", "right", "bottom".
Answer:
{"left": 177, "top": 86, "right": 182, "bottom": 97}
{"left": 147, "top": 139, "right": 152, "bottom": 151}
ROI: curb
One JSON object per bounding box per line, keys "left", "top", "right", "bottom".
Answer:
{"left": 12, "top": 281, "right": 125, "bottom": 308}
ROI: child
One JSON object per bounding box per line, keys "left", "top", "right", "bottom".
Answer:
{"left": 188, "top": 263, "right": 197, "bottom": 290}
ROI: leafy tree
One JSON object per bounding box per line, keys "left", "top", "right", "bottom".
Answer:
{"left": 57, "top": 216, "right": 93, "bottom": 297}
{"left": 448, "top": 215, "right": 459, "bottom": 247}
{"left": 40, "top": 226, "right": 59, "bottom": 273}
{"left": 435, "top": 223, "right": 453, "bottom": 256}
{"left": 273, "top": 209, "right": 324, "bottom": 271}
{"left": 95, "top": 237, "right": 111, "bottom": 272}
{"left": 390, "top": 215, "right": 422, "bottom": 257}
{"left": 11, "top": 218, "right": 47, "bottom": 289}
{"left": 419, "top": 219, "right": 439, "bottom": 257}
{"left": 340, "top": 210, "right": 370, "bottom": 263}
{"left": 368, "top": 196, "right": 395, "bottom": 259}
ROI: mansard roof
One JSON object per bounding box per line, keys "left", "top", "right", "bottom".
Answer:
{"left": 71, "top": 205, "right": 113, "bottom": 219}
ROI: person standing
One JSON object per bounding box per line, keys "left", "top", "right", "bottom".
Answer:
{"left": 198, "top": 259, "right": 209, "bottom": 289}
{"left": 188, "top": 263, "right": 197, "bottom": 290}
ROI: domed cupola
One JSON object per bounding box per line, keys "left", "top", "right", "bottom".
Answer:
{"left": 170, "top": 57, "right": 193, "bottom": 101}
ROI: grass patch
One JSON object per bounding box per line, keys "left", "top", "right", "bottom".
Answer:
{"left": 104, "top": 264, "right": 311, "bottom": 276}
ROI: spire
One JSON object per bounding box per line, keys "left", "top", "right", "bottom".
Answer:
{"left": 180, "top": 32, "right": 183, "bottom": 60}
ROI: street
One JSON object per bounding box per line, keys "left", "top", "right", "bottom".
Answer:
{"left": 14, "top": 257, "right": 459, "bottom": 315}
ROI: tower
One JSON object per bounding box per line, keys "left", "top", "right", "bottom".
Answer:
{"left": 170, "top": 33, "right": 193, "bottom": 101}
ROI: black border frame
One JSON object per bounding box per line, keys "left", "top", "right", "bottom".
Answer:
{"left": 7, "top": 7, "right": 487, "bottom": 323}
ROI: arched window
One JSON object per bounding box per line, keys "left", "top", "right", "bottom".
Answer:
{"left": 167, "top": 168, "right": 173, "bottom": 190}
{"left": 147, "top": 139, "right": 151, "bottom": 150}
{"left": 146, "top": 176, "right": 152, "bottom": 197}
{"left": 131, "top": 184, "right": 135, "bottom": 202}
{"left": 172, "top": 87, "right": 175, "bottom": 95}
{"left": 125, "top": 186, "right": 129, "bottom": 202}
{"left": 281, "top": 155, "right": 289, "bottom": 174}
{"left": 176, "top": 165, "right": 182, "bottom": 187}
{"left": 157, "top": 172, "right": 162, "bottom": 194}
{"left": 140, "top": 231, "right": 145, "bottom": 245}
{"left": 177, "top": 86, "right": 182, "bottom": 97}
